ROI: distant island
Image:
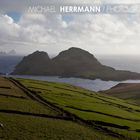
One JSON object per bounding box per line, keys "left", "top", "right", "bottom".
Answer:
{"left": 12, "top": 47, "right": 140, "bottom": 81}
{"left": 0, "top": 50, "right": 16, "bottom": 56}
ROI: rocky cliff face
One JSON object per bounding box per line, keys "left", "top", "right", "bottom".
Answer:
{"left": 12, "top": 51, "right": 52, "bottom": 75}
{"left": 12, "top": 47, "right": 140, "bottom": 81}
{"left": 52, "top": 47, "right": 103, "bottom": 76}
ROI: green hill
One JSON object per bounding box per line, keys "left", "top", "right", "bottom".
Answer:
{"left": 0, "top": 77, "right": 119, "bottom": 140}
{"left": 101, "top": 83, "right": 140, "bottom": 105}
{"left": 1, "top": 77, "right": 140, "bottom": 139}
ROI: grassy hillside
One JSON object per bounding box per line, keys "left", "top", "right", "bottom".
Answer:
{"left": 101, "top": 83, "right": 140, "bottom": 105}
{"left": 0, "top": 77, "right": 120, "bottom": 140}
{"left": 1, "top": 113, "right": 116, "bottom": 140}
{"left": 17, "top": 78, "right": 140, "bottom": 140}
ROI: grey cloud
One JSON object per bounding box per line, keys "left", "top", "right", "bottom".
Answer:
{"left": 0, "top": 0, "right": 140, "bottom": 55}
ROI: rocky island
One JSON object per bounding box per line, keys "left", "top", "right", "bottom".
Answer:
{"left": 12, "top": 47, "right": 140, "bottom": 81}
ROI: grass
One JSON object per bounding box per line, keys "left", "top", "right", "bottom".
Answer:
{"left": 101, "top": 83, "right": 140, "bottom": 105}
{"left": 0, "top": 113, "right": 119, "bottom": 140}
{"left": 18, "top": 78, "right": 140, "bottom": 139}
{"left": 0, "top": 96, "right": 57, "bottom": 116}
{"left": 0, "top": 77, "right": 120, "bottom": 140}
{"left": 0, "top": 77, "right": 27, "bottom": 98}
{"left": 0, "top": 77, "right": 59, "bottom": 116}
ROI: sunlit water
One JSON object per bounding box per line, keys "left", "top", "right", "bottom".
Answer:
{"left": 10, "top": 75, "right": 140, "bottom": 92}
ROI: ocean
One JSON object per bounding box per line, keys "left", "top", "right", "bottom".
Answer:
{"left": 0, "top": 55, "right": 23, "bottom": 74}
{"left": 98, "top": 55, "right": 140, "bottom": 73}
{"left": 11, "top": 75, "right": 140, "bottom": 92}
{"left": 2, "top": 55, "right": 140, "bottom": 92}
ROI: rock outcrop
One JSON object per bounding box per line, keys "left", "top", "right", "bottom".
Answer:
{"left": 12, "top": 47, "right": 140, "bottom": 81}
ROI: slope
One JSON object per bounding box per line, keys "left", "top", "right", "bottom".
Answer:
{"left": 101, "top": 83, "right": 140, "bottom": 105}
{"left": 0, "top": 76, "right": 119, "bottom": 140}
{"left": 17, "top": 77, "right": 140, "bottom": 140}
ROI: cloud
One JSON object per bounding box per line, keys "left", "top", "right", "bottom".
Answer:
{"left": 0, "top": 5, "right": 140, "bottom": 55}
{"left": 1, "top": 0, "right": 140, "bottom": 14}
{"left": 0, "top": 14, "right": 20, "bottom": 44}
{"left": 101, "top": 0, "right": 140, "bottom": 4}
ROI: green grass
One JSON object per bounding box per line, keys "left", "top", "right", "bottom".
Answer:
{"left": 18, "top": 78, "right": 140, "bottom": 139}
{"left": 101, "top": 83, "right": 140, "bottom": 105}
{"left": 0, "top": 77, "right": 121, "bottom": 140}
{"left": 0, "top": 77, "right": 27, "bottom": 98}
{"left": 0, "top": 96, "right": 57, "bottom": 116}
{"left": 0, "top": 113, "right": 120, "bottom": 140}
{"left": 0, "top": 77, "right": 59, "bottom": 116}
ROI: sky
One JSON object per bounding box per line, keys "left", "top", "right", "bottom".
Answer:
{"left": 0, "top": 0, "right": 140, "bottom": 55}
